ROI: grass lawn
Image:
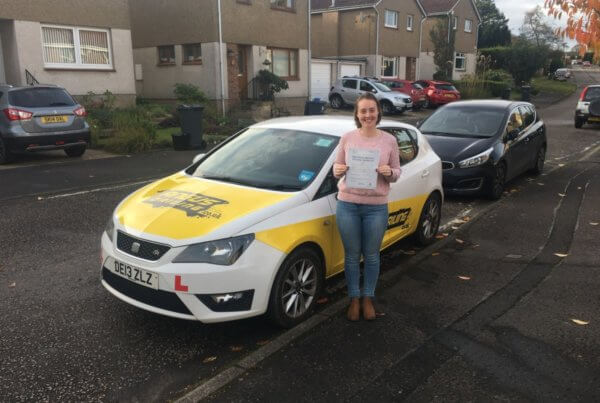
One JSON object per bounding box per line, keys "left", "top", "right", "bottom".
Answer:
{"left": 531, "top": 76, "right": 577, "bottom": 96}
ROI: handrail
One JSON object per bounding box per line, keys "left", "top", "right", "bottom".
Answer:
{"left": 25, "top": 69, "right": 39, "bottom": 86}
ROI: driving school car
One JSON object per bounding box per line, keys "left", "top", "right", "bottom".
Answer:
{"left": 101, "top": 116, "right": 443, "bottom": 327}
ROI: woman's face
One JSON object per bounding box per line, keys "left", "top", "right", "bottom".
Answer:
{"left": 356, "top": 99, "right": 379, "bottom": 129}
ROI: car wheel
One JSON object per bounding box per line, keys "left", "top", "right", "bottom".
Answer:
{"left": 531, "top": 146, "right": 545, "bottom": 175}
{"left": 330, "top": 95, "right": 344, "bottom": 109}
{"left": 0, "top": 136, "right": 13, "bottom": 164}
{"left": 64, "top": 145, "right": 86, "bottom": 158}
{"left": 415, "top": 192, "right": 442, "bottom": 246}
{"left": 381, "top": 100, "right": 394, "bottom": 115}
{"left": 487, "top": 162, "right": 506, "bottom": 200}
{"left": 423, "top": 98, "right": 430, "bottom": 109}
{"left": 268, "top": 247, "right": 323, "bottom": 328}
{"left": 574, "top": 118, "right": 584, "bottom": 129}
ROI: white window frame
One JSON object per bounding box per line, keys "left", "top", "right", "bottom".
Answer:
{"left": 384, "top": 10, "right": 398, "bottom": 28}
{"left": 406, "top": 15, "right": 414, "bottom": 31}
{"left": 454, "top": 52, "right": 466, "bottom": 71}
{"left": 464, "top": 19, "right": 473, "bottom": 33}
{"left": 41, "top": 24, "right": 113, "bottom": 70}
{"left": 381, "top": 56, "right": 397, "bottom": 77}
{"left": 453, "top": 16, "right": 458, "bottom": 30}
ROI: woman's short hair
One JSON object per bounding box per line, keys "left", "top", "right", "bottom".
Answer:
{"left": 354, "top": 92, "right": 382, "bottom": 128}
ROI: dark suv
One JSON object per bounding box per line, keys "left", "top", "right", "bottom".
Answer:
{"left": 0, "top": 85, "right": 90, "bottom": 164}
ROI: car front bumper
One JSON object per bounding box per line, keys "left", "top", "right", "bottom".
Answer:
{"left": 100, "top": 231, "right": 285, "bottom": 323}
{"left": 441, "top": 162, "right": 494, "bottom": 195}
{"left": 4, "top": 129, "right": 90, "bottom": 152}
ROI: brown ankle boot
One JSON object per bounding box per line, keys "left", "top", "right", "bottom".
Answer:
{"left": 347, "top": 298, "right": 360, "bottom": 321}
{"left": 362, "top": 297, "right": 376, "bottom": 321}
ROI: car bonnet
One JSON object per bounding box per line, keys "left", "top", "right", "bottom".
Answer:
{"left": 115, "top": 172, "right": 306, "bottom": 241}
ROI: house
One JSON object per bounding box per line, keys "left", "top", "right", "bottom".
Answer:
{"left": 310, "top": 0, "right": 427, "bottom": 100}
{"left": 0, "top": 0, "right": 136, "bottom": 106}
{"left": 419, "top": 0, "right": 481, "bottom": 80}
{"left": 128, "top": 0, "right": 309, "bottom": 111}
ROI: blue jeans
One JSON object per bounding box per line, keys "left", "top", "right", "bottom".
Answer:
{"left": 336, "top": 200, "right": 388, "bottom": 298}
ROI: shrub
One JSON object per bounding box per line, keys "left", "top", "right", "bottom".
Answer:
{"left": 485, "top": 69, "right": 513, "bottom": 84}
{"left": 174, "top": 83, "right": 208, "bottom": 105}
{"left": 255, "top": 69, "right": 289, "bottom": 100}
{"left": 103, "top": 127, "right": 154, "bottom": 154}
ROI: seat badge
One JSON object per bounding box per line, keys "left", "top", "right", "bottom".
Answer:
{"left": 131, "top": 242, "right": 141, "bottom": 253}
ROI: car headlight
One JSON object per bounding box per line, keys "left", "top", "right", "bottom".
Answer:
{"left": 458, "top": 147, "right": 494, "bottom": 168}
{"left": 105, "top": 216, "right": 115, "bottom": 242}
{"left": 173, "top": 234, "right": 255, "bottom": 265}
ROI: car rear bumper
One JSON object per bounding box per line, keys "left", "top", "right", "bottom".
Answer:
{"left": 4, "top": 129, "right": 90, "bottom": 152}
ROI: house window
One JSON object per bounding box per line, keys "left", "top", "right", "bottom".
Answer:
{"left": 270, "top": 0, "right": 294, "bottom": 10}
{"left": 183, "top": 43, "right": 202, "bottom": 64}
{"left": 453, "top": 16, "right": 458, "bottom": 30}
{"left": 157, "top": 45, "right": 175, "bottom": 65}
{"left": 41, "top": 25, "right": 112, "bottom": 69}
{"left": 464, "top": 19, "right": 473, "bottom": 33}
{"left": 455, "top": 52, "right": 466, "bottom": 70}
{"left": 407, "top": 15, "right": 414, "bottom": 31}
{"left": 267, "top": 48, "right": 298, "bottom": 79}
{"left": 381, "top": 57, "right": 397, "bottom": 77}
{"left": 384, "top": 10, "right": 398, "bottom": 28}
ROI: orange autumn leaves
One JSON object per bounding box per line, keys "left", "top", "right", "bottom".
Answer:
{"left": 545, "top": 0, "right": 600, "bottom": 58}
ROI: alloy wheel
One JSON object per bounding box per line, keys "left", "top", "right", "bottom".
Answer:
{"left": 421, "top": 197, "right": 440, "bottom": 240}
{"left": 280, "top": 258, "right": 317, "bottom": 319}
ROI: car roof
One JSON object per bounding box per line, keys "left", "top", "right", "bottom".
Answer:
{"left": 251, "top": 115, "right": 417, "bottom": 137}
{"left": 3, "top": 84, "right": 61, "bottom": 91}
{"left": 440, "top": 99, "right": 532, "bottom": 111}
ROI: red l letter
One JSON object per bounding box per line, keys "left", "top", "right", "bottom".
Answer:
{"left": 174, "top": 275, "right": 189, "bottom": 292}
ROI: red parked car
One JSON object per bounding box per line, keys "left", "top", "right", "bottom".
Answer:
{"left": 380, "top": 78, "right": 428, "bottom": 109}
{"left": 414, "top": 80, "right": 461, "bottom": 108}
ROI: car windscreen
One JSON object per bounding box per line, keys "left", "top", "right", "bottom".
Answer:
{"left": 374, "top": 82, "right": 392, "bottom": 92}
{"left": 419, "top": 107, "right": 505, "bottom": 138}
{"left": 584, "top": 87, "right": 600, "bottom": 101}
{"left": 8, "top": 88, "right": 76, "bottom": 108}
{"left": 191, "top": 128, "right": 339, "bottom": 191}
{"left": 434, "top": 84, "right": 457, "bottom": 91}
{"left": 412, "top": 83, "right": 424, "bottom": 89}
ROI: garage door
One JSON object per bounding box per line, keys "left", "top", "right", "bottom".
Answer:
{"left": 340, "top": 64, "right": 360, "bottom": 78}
{"left": 310, "top": 62, "right": 331, "bottom": 101}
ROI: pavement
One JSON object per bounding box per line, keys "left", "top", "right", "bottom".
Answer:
{"left": 175, "top": 155, "right": 600, "bottom": 401}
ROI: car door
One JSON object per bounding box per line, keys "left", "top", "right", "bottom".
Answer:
{"left": 503, "top": 107, "right": 529, "bottom": 179}
{"left": 340, "top": 79, "right": 359, "bottom": 104}
{"left": 359, "top": 80, "right": 377, "bottom": 97}
{"left": 518, "top": 105, "right": 544, "bottom": 170}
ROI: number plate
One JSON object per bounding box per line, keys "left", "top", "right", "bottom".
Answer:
{"left": 41, "top": 115, "right": 68, "bottom": 124}
{"left": 588, "top": 117, "right": 600, "bottom": 122}
{"left": 444, "top": 93, "right": 455, "bottom": 98}
{"left": 112, "top": 259, "right": 159, "bottom": 289}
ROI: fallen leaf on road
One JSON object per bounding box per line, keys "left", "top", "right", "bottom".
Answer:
{"left": 472, "top": 244, "right": 480, "bottom": 248}
{"left": 462, "top": 216, "right": 471, "bottom": 222}
{"left": 457, "top": 276, "right": 471, "bottom": 281}
{"left": 456, "top": 239, "right": 465, "bottom": 244}
{"left": 203, "top": 356, "right": 217, "bottom": 363}
{"left": 554, "top": 253, "right": 569, "bottom": 258}
{"left": 316, "top": 297, "right": 328, "bottom": 304}
{"left": 229, "top": 346, "right": 244, "bottom": 352}
{"left": 558, "top": 193, "right": 566, "bottom": 197}
{"left": 375, "top": 312, "right": 386, "bottom": 317}
{"left": 403, "top": 250, "right": 416, "bottom": 255}
{"left": 577, "top": 186, "right": 582, "bottom": 190}
{"left": 451, "top": 226, "right": 459, "bottom": 230}
{"left": 590, "top": 222, "right": 599, "bottom": 226}
{"left": 537, "top": 183, "right": 545, "bottom": 186}
{"left": 37, "top": 196, "right": 43, "bottom": 201}
{"left": 558, "top": 163, "right": 565, "bottom": 167}
{"left": 431, "top": 252, "right": 440, "bottom": 256}
{"left": 571, "top": 319, "right": 589, "bottom": 325}
{"left": 510, "top": 189, "right": 517, "bottom": 193}
{"left": 506, "top": 254, "right": 522, "bottom": 259}
{"left": 435, "top": 233, "right": 448, "bottom": 239}
{"left": 256, "top": 340, "right": 270, "bottom": 346}
{"left": 8, "top": 282, "right": 16, "bottom": 288}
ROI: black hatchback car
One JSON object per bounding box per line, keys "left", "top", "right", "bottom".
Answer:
{"left": 0, "top": 84, "right": 90, "bottom": 164}
{"left": 418, "top": 100, "right": 547, "bottom": 199}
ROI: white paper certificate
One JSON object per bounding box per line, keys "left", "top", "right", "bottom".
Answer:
{"left": 346, "top": 148, "right": 380, "bottom": 189}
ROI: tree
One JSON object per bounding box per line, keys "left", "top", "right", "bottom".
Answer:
{"left": 507, "top": 38, "right": 547, "bottom": 84}
{"left": 520, "top": 5, "right": 561, "bottom": 49}
{"left": 545, "top": 0, "right": 600, "bottom": 58}
{"left": 430, "top": 18, "right": 456, "bottom": 81}
{"left": 476, "top": 0, "right": 511, "bottom": 48}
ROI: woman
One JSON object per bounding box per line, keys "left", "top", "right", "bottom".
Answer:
{"left": 333, "top": 93, "right": 401, "bottom": 321}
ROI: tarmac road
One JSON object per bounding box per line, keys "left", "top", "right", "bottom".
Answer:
{"left": 0, "top": 71, "right": 599, "bottom": 401}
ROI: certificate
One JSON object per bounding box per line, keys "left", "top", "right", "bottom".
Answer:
{"left": 346, "top": 148, "right": 380, "bottom": 189}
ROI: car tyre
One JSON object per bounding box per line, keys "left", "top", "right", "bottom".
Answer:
{"left": 381, "top": 100, "right": 394, "bottom": 115}
{"left": 574, "top": 118, "right": 584, "bottom": 129}
{"left": 268, "top": 247, "right": 324, "bottom": 328}
{"left": 530, "top": 146, "right": 545, "bottom": 175}
{"left": 65, "top": 145, "right": 86, "bottom": 158}
{"left": 487, "top": 162, "right": 506, "bottom": 200}
{"left": 414, "top": 192, "right": 442, "bottom": 246}
{"left": 0, "top": 136, "right": 13, "bottom": 164}
{"left": 423, "top": 98, "right": 430, "bottom": 109}
{"left": 330, "top": 95, "right": 344, "bottom": 109}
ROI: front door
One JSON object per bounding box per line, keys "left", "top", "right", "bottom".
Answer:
{"left": 238, "top": 46, "right": 248, "bottom": 100}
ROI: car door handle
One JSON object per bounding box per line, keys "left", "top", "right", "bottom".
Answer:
{"left": 421, "top": 170, "right": 430, "bottom": 178}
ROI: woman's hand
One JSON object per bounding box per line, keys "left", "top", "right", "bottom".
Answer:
{"left": 377, "top": 165, "right": 392, "bottom": 177}
{"left": 333, "top": 163, "right": 348, "bottom": 177}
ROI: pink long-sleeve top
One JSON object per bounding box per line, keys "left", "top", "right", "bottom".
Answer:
{"left": 334, "top": 129, "right": 401, "bottom": 205}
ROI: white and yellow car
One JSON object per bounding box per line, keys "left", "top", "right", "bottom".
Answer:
{"left": 101, "top": 116, "right": 443, "bottom": 327}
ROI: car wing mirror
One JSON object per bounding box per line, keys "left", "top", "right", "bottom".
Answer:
{"left": 192, "top": 153, "right": 206, "bottom": 164}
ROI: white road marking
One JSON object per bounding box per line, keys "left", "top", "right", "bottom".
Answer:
{"left": 36, "top": 179, "right": 154, "bottom": 200}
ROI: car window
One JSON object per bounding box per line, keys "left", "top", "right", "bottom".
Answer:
{"left": 342, "top": 79, "right": 357, "bottom": 89}
{"left": 382, "top": 128, "right": 418, "bottom": 165}
{"left": 507, "top": 109, "right": 524, "bottom": 133}
{"left": 8, "top": 88, "right": 76, "bottom": 108}
{"left": 518, "top": 106, "right": 534, "bottom": 127}
{"left": 583, "top": 87, "right": 600, "bottom": 101}
{"left": 386, "top": 81, "right": 403, "bottom": 89}
{"left": 360, "top": 81, "right": 376, "bottom": 93}
{"left": 420, "top": 108, "right": 504, "bottom": 137}
{"left": 412, "top": 83, "right": 424, "bottom": 89}
{"left": 434, "top": 84, "right": 457, "bottom": 91}
{"left": 191, "top": 128, "right": 339, "bottom": 191}
{"left": 314, "top": 169, "right": 337, "bottom": 199}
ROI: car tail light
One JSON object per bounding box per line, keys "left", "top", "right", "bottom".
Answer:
{"left": 3, "top": 108, "right": 33, "bottom": 121}
{"left": 579, "top": 87, "right": 588, "bottom": 101}
{"left": 73, "top": 106, "right": 87, "bottom": 117}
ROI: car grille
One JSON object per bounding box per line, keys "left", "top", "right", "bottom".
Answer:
{"left": 442, "top": 161, "right": 455, "bottom": 170}
{"left": 117, "top": 231, "right": 170, "bottom": 261}
{"left": 403, "top": 98, "right": 412, "bottom": 103}
{"left": 102, "top": 268, "right": 192, "bottom": 315}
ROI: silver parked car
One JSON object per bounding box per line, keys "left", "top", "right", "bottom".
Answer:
{"left": 0, "top": 84, "right": 90, "bottom": 164}
{"left": 328, "top": 77, "right": 413, "bottom": 114}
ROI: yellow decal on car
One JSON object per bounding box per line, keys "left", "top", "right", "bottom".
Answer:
{"left": 116, "top": 174, "right": 291, "bottom": 240}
